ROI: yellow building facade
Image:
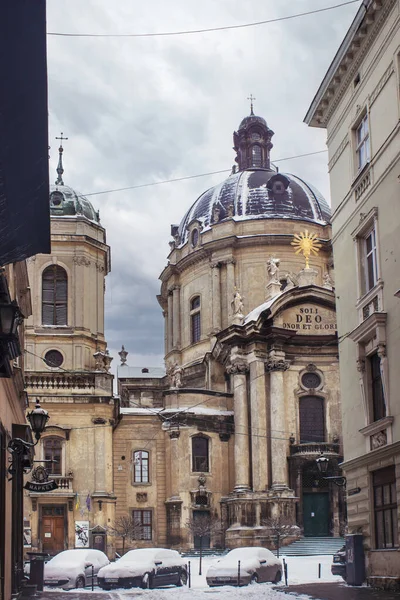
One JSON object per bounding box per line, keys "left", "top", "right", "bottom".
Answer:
{"left": 24, "top": 146, "right": 116, "bottom": 558}
{"left": 115, "top": 112, "right": 344, "bottom": 551}
{"left": 305, "top": 0, "right": 400, "bottom": 588}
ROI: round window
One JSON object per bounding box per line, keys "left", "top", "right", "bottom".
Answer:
{"left": 191, "top": 229, "right": 199, "bottom": 248}
{"left": 50, "top": 191, "right": 63, "bottom": 207}
{"left": 44, "top": 349, "right": 64, "bottom": 368}
{"left": 301, "top": 372, "right": 321, "bottom": 389}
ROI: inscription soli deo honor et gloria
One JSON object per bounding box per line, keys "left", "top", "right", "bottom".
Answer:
{"left": 277, "top": 304, "right": 337, "bottom": 334}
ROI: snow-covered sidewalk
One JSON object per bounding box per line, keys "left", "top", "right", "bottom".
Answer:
{"left": 39, "top": 554, "right": 342, "bottom": 600}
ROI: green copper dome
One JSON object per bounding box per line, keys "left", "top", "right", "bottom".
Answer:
{"left": 49, "top": 184, "right": 100, "bottom": 223}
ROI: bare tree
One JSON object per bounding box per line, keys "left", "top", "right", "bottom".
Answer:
{"left": 185, "top": 514, "right": 223, "bottom": 575}
{"left": 261, "top": 515, "right": 299, "bottom": 558}
{"left": 107, "top": 515, "right": 143, "bottom": 555}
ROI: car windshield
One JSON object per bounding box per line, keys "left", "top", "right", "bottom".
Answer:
{"left": 49, "top": 551, "right": 85, "bottom": 567}
{"left": 118, "top": 550, "right": 157, "bottom": 564}
{"left": 225, "top": 548, "right": 259, "bottom": 560}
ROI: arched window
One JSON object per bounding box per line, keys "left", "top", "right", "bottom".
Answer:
{"left": 42, "top": 265, "right": 68, "bottom": 325}
{"left": 133, "top": 450, "right": 149, "bottom": 483}
{"left": 190, "top": 296, "right": 201, "bottom": 344}
{"left": 43, "top": 437, "right": 62, "bottom": 475}
{"left": 251, "top": 144, "right": 262, "bottom": 167}
{"left": 192, "top": 436, "right": 209, "bottom": 472}
{"left": 299, "top": 396, "right": 325, "bottom": 443}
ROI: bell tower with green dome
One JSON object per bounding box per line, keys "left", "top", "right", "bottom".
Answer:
{"left": 23, "top": 136, "right": 116, "bottom": 559}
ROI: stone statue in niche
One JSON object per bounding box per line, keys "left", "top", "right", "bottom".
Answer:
{"left": 267, "top": 257, "right": 280, "bottom": 284}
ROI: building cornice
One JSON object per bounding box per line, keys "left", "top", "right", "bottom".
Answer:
{"left": 341, "top": 440, "right": 400, "bottom": 471}
{"left": 305, "top": 0, "right": 396, "bottom": 128}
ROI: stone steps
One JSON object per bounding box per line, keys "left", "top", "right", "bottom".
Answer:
{"left": 279, "top": 537, "right": 345, "bottom": 556}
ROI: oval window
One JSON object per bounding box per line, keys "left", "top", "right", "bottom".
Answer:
{"left": 301, "top": 372, "right": 321, "bottom": 389}
{"left": 44, "top": 349, "right": 64, "bottom": 368}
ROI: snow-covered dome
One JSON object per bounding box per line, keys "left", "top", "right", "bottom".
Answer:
{"left": 176, "top": 111, "right": 330, "bottom": 246}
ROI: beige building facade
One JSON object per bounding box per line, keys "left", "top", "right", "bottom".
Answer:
{"left": 305, "top": 0, "right": 400, "bottom": 588}
{"left": 24, "top": 147, "right": 116, "bottom": 558}
{"left": 116, "top": 112, "right": 344, "bottom": 551}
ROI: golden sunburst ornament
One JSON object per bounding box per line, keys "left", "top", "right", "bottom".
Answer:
{"left": 291, "top": 230, "right": 322, "bottom": 269}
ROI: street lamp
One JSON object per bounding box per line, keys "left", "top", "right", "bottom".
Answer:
{"left": 316, "top": 453, "right": 346, "bottom": 488}
{"left": 7, "top": 399, "right": 50, "bottom": 479}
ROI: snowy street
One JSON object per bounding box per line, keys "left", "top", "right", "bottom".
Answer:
{"left": 35, "top": 555, "right": 345, "bottom": 600}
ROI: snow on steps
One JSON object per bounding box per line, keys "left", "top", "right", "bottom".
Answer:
{"left": 279, "top": 537, "right": 345, "bottom": 556}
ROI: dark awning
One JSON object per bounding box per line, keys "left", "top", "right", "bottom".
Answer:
{"left": 0, "top": 0, "right": 50, "bottom": 265}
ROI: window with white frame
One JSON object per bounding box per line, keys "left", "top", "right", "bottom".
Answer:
{"left": 133, "top": 450, "right": 149, "bottom": 483}
{"left": 355, "top": 114, "right": 370, "bottom": 171}
{"left": 362, "top": 226, "right": 378, "bottom": 293}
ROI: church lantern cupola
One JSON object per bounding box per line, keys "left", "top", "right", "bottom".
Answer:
{"left": 233, "top": 96, "right": 274, "bottom": 171}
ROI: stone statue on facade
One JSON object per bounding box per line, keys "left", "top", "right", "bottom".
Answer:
{"left": 169, "top": 363, "right": 183, "bottom": 388}
{"left": 267, "top": 257, "right": 280, "bottom": 284}
{"left": 231, "top": 290, "right": 244, "bottom": 324}
{"left": 323, "top": 272, "right": 334, "bottom": 290}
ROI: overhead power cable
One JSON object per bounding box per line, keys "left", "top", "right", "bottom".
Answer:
{"left": 81, "top": 149, "right": 328, "bottom": 198}
{"left": 48, "top": 1, "right": 359, "bottom": 38}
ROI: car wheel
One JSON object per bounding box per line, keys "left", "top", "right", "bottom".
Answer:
{"left": 177, "top": 570, "right": 188, "bottom": 586}
{"left": 251, "top": 573, "right": 259, "bottom": 584}
{"left": 75, "top": 576, "right": 85, "bottom": 589}
{"left": 141, "top": 573, "right": 152, "bottom": 589}
{"left": 273, "top": 570, "right": 282, "bottom": 584}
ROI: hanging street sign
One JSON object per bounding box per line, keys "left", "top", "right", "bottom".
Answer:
{"left": 24, "top": 465, "right": 59, "bottom": 493}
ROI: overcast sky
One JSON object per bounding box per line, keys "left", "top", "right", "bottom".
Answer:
{"left": 46, "top": 0, "right": 360, "bottom": 372}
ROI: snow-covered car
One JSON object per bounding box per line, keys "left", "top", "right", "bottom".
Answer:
{"left": 43, "top": 549, "right": 109, "bottom": 589}
{"left": 206, "top": 547, "right": 282, "bottom": 587}
{"left": 97, "top": 548, "right": 187, "bottom": 589}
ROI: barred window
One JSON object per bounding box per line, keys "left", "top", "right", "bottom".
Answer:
{"left": 190, "top": 296, "right": 201, "bottom": 343}
{"left": 373, "top": 466, "right": 398, "bottom": 549}
{"left": 192, "top": 436, "right": 209, "bottom": 472}
{"left": 133, "top": 450, "right": 149, "bottom": 483}
{"left": 132, "top": 510, "right": 152, "bottom": 540}
{"left": 299, "top": 396, "right": 325, "bottom": 443}
{"left": 42, "top": 265, "right": 68, "bottom": 325}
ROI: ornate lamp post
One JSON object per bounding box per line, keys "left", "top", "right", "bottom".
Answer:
{"left": 316, "top": 453, "right": 346, "bottom": 488}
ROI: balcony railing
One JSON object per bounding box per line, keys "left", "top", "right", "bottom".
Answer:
{"left": 25, "top": 372, "right": 96, "bottom": 392}
{"left": 289, "top": 442, "right": 340, "bottom": 456}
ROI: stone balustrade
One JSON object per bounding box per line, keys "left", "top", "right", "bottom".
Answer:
{"left": 25, "top": 371, "right": 96, "bottom": 391}
{"left": 289, "top": 442, "right": 340, "bottom": 456}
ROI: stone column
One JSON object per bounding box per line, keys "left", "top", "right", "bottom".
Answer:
{"left": 211, "top": 262, "right": 222, "bottom": 333}
{"left": 172, "top": 285, "right": 181, "bottom": 349}
{"left": 167, "top": 291, "right": 173, "bottom": 353}
{"left": 168, "top": 428, "right": 181, "bottom": 499}
{"left": 227, "top": 361, "right": 250, "bottom": 491}
{"left": 249, "top": 359, "right": 269, "bottom": 491}
{"left": 226, "top": 259, "right": 236, "bottom": 322}
{"left": 265, "top": 351, "right": 290, "bottom": 490}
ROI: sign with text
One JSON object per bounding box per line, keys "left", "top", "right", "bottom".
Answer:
{"left": 24, "top": 480, "right": 59, "bottom": 492}
{"left": 276, "top": 303, "right": 337, "bottom": 335}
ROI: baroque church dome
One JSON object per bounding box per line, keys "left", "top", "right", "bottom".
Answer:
{"left": 49, "top": 138, "right": 100, "bottom": 224}
{"left": 177, "top": 110, "right": 330, "bottom": 245}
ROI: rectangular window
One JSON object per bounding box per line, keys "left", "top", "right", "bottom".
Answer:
{"left": 356, "top": 114, "right": 370, "bottom": 171}
{"left": 364, "top": 228, "right": 378, "bottom": 291}
{"left": 191, "top": 312, "right": 201, "bottom": 343}
{"left": 369, "top": 353, "right": 386, "bottom": 422}
{"left": 373, "top": 466, "right": 398, "bottom": 549}
{"left": 133, "top": 450, "right": 149, "bottom": 483}
{"left": 132, "top": 510, "right": 152, "bottom": 540}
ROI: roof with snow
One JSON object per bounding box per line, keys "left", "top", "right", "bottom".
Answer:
{"left": 117, "top": 365, "right": 166, "bottom": 379}
{"left": 49, "top": 184, "right": 100, "bottom": 223}
{"left": 177, "top": 168, "right": 331, "bottom": 245}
